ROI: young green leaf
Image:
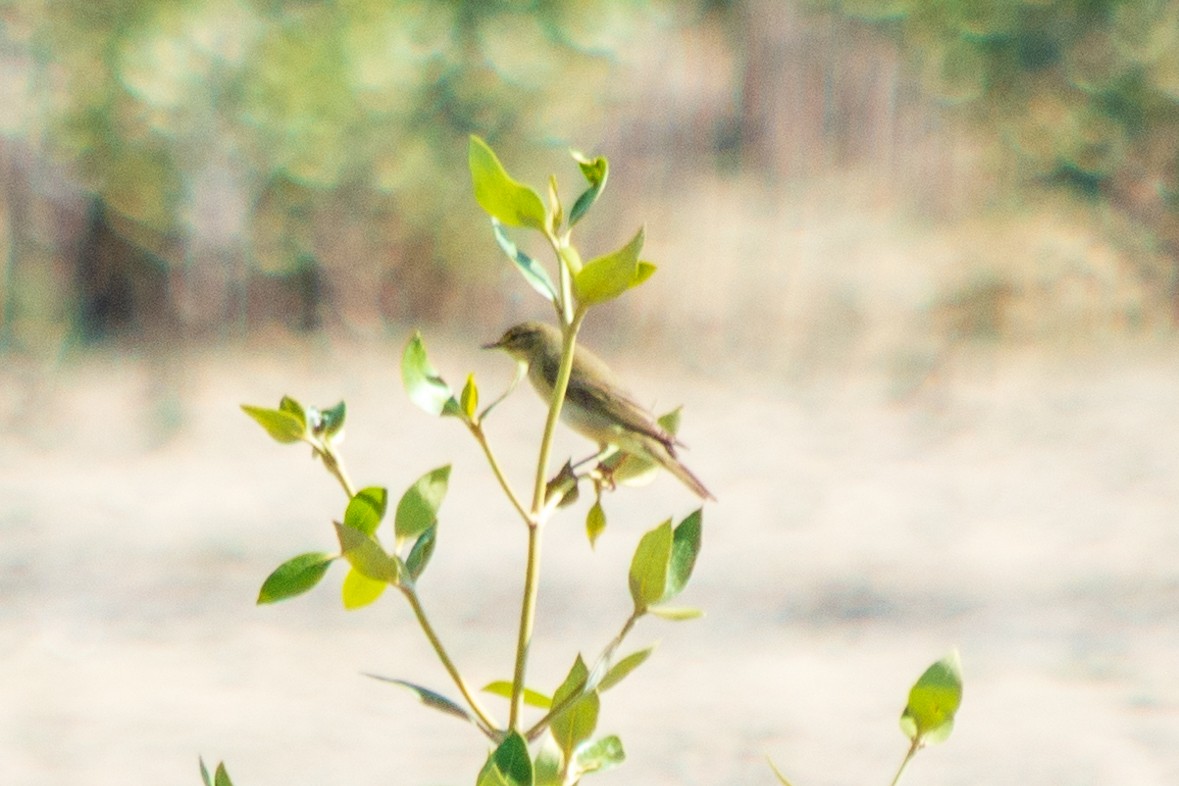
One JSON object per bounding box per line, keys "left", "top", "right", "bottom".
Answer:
{"left": 574, "top": 226, "right": 655, "bottom": 306}
{"left": 334, "top": 521, "right": 400, "bottom": 584}
{"left": 585, "top": 500, "right": 607, "bottom": 547}
{"left": 257, "top": 552, "right": 336, "bottom": 604}
{"left": 568, "top": 151, "right": 608, "bottom": 227}
{"left": 492, "top": 220, "right": 559, "bottom": 303}
{"left": 900, "top": 650, "right": 963, "bottom": 745}
{"left": 665, "top": 508, "right": 703, "bottom": 600}
{"left": 547, "top": 173, "right": 563, "bottom": 232}
{"left": 199, "top": 757, "right": 212, "bottom": 786}
{"left": 477, "top": 730, "right": 534, "bottom": 786}
{"left": 461, "top": 374, "right": 479, "bottom": 420}
{"left": 647, "top": 605, "right": 703, "bottom": 621}
{"left": 344, "top": 486, "right": 388, "bottom": 537}
{"left": 401, "top": 332, "right": 461, "bottom": 417}
{"left": 395, "top": 465, "right": 451, "bottom": 543}
{"left": 598, "top": 647, "right": 654, "bottom": 692}
{"left": 628, "top": 519, "right": 673, "bottom": 611}
{"left": 214, "top": 762, "right": 234, "bottom": 786}
{"left": 469, "top": 135, "right": 547, "bottom": 231}
{"left": 572, "top": 735, "right": 625, "bottom": 776}
{"left": 405, "top": 526, "right": 437, "bottom": 580}
{"left": 241, "top": 404, "right": 306, "bottom": 444}
{"left": 341, "top": 565, "right": 388, "bottom": 609}
{"left": 532, "top": 738, "right": 565, "bottom": 786}
{"left": 481, "top": 680, "right": 553, "bottom": 709}
{"left": 550, "top": 669, "right": 599, "bottom": 759}
{"left": 365, "top": 674, "right": 473, "bottom": 723}
{"left": 316, "top": 400, "right": 346, "bottom": 439}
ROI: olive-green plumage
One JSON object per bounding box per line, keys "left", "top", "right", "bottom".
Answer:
{"left": 484, "top": 321, "right": 713, "bottom": 500}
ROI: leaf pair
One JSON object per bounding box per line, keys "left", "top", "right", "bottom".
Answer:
{"left": 256, "top": 468, "right": 450, "bottom": 608}
{"left": 469, "top": 135, "right": 654, "bottom": 310}
{"left": 628, "top": 510, "right": 703, "bottom": 617}
{"left": 242, "top": 396, "right": 347, "bottom": 446}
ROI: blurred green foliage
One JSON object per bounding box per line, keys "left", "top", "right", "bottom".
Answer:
{"left": 820, "top": 0, "right": 1179, "bottom": 203}
{"left": 10, "top": 0, "right": 679, "bottom": 282}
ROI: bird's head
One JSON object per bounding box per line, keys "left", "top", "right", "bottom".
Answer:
{"left": 483, "top": 321, "right": 561, "bottom": 364}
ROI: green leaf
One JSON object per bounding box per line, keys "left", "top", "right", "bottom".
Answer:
{"left": 469, "top": 135, "right": 547, "bottom": 231}
{"left": 550, "top": 656, "right": 599, "bottom": 758}
{"left": 365, "top": 674, "right": 473, "bottom": 723}
{"left": 767, "top": 757, "right": 796, "bottom": 786}
{"left": 585, "top": 500, "right": 607, "bottom": 548}
{"left": 405, "top": 526, "right": 437, "bottom": 580}
{"left": 477, "top": 730, "right": 534, "bottom": 786}
{"left": 461, "top": 374, "right": 479, "bottom": 420}
{"left": 214, "top": 762, "right": 234, "bottom": 786}
{"left": 401, "top": 332, "right": 461, "bottom": 417}
{"left": 241, "top": 404, "right": 306, "bottom": 444}
{"left": 572, "top": 735, "right": 625, "bottom": 776}
{"left": 547, "top": 173, "right": 563, "bottom": 232}
{"left": 481, "top": 680, "right": 553, "bottom": 709}
{"left": 317, "top": 400, "right": 346, "bottom": 439}
{"left": 256, "top": 551, "right": 335, "bottom": 604}
{"left": 568, "top": 150, "right": 608, "bottom": 227}
{"left": 532, "top": 738, "right": 565, "bottom": 786}
{"left": 492, "top": 220, "right": 559, "bottom": 303}
{"left": 657, "top": 407, "right": 682, "bottom": 436}
{"left": 665, "top": 509, "right": 703, "bottom": 601}
{"left": 395, "top": 465, "right": 451, "bottom": 543}
{"left": 628, "top": 519, "right": 673, "bottom": 611}
{"left": 334, "top": 521, "right": 400, "bottom": 584}
{"left": 199, "top": 758, "right": 212, "bottom": 786}
{"left": 598, "top": 647, "right": 654, "bottom": 692}
{"left": 574, "top": 226, "right": 653, "bottom": 306}
{"left": 344, "top": 486, "right": 388, "bottom": 537}
{"left": 900, "top": 650, "right": 963, "bottom": 745}
{"left": 647, "top": 605, "right": 704, "bottom": 621}
{"left": 342, "top": 565, "right": 388, "bottom": 609}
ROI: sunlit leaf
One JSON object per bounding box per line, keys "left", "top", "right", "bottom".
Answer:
{"left": 598, "top": 647, "right": 654, "bottom": 692}
{"left": 469, "top": 135, "right": 547, "bottom": 230}
{"left": 461, "top": 374, "right": 479, "bottom": 420}
{"left": 401, "top": 332, "right": 461, "bottom": 417}
{"left": 241, "top": 404, "right": 306, "bottom": 444}
{"left": 547, "top": 173, "right": 563, "bottom": 231}
{"left": 550, "top": 655, "right": 598, "bottom": 757}
{"left": 585, "top": 500, "right": 607, "bottom": 548}
{"left": 665, "top": 508, "right": 703, "bottom": 600}
{"left": 900, "top": 650, "right": 963, "bottom": 745}
{"left": 647, "top": 605, "right": 703, "bottom": 621}
{"left": 342, "top": 565, "right": 387, "bottom": 609}
{"left": 344, "top": 486, "right": 388, "bottom": 537}
{"left": 572, "top": 735, "right": 625, "bottom": 776}
{"left": 318, "top": 400, "right": 346, "bottom": 439}
{"left": 568, "top": 150, "right": 608, "bottom": 227}
{"left": 574, "top": 226, "right": 652, "bottom": 306}
{"left": 257, "top": 551, "right": 335, "bottom": 604}
{"left": 533, "top": 737, "right": 565, "bottom": 786}
{"left": 395, "top": 465, "right": 451, "bottom": 543}
{"left": 365, "top": 674, "right": 473, "bottom": 723}
{"left": 405, "top": 526, "right": 437, "bottom": 580}
{"left": 492, "top": 219, "right": 558, "bottom": 303}
{"left": 214, "top": 762, "right": 234, "bottom": 786}
{"left": 481, "top": 680, "right": 553, "bottom": 709}
{"left": 477, "top": 730, "right": 533, "bottom": 786}
{"left": 628, "top": 518, "right": 672, "bottom": 611}
{"left": 334, "top": 521, "right": 399, "bottom": 584}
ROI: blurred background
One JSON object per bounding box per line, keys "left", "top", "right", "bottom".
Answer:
{"left": 3, "top": 1, "right": 1179, "bottom": 785}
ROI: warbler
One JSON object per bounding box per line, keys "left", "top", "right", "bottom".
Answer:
{"left": 484, "top": 321, "right": 713, "bottom": 500}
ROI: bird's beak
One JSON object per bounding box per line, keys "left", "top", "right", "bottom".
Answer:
{"left": 481, "top": 338, "right": 503, "bottom": 350}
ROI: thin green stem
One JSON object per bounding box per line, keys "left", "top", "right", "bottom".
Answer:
{"left": 530, "top": 306, "right": 587, "bottom": 512}
{"left": 509, "top": 521, "right": 542, "bottom": 730}
{"left": 402, "top": 585, "right": 500, "bottom": 738}
{"left": 888, "top": 739, "right": 921, "bottom": 786}
{"left": 470, "top": 423, "right": 530, "bottom": 525}
{"left": 316, "top": 443, "right": 356, "bottom": 499}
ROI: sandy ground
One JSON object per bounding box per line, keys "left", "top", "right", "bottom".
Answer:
{"left": 3, "top": 333, "right": 1179, "bottom": 786}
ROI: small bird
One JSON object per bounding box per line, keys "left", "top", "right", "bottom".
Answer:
{"left": 484, "top": 321, "right": 713, "bottom": 500}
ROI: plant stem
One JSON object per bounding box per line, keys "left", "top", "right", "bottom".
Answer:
{"left": 318, "top": 444, "right": 356, "bottom": 498}
{"left": 510, "top": 304, "right": 587, "bottom": 731}
{"left": 402, "top": 585, "right": 500, "bottom": 737}
{"left": 888, "top": 739, "right": 921, "bottom": 786}
{"left": 470, "top": 424, "right": 530, "bottom": 525}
